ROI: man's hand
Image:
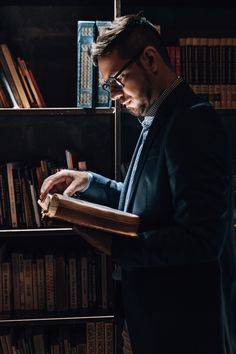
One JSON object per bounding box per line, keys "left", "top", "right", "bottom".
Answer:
{"left": 73, "top": 225, "right": 112, "bottom": 256}
{"left": 40, "top": 169, "right": 89, "bottom": 201}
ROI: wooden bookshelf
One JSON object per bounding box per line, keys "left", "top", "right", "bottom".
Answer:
{"left": 0, "top": 1, "right": 235, "bottom": 353}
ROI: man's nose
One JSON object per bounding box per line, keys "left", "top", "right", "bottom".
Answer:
{"left": 110, "top": 88, "right": 124, "bottom": 101}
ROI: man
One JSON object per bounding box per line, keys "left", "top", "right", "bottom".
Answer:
{"left": 40, "top": 13, "right": 236, "bottom": 354}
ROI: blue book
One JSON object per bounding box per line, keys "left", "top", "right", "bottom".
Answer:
{"left": 77, "top": 21, "right": 96, "bottom": 108}
{"left": 95, "top": 21, "right": 112, "bottom": 108}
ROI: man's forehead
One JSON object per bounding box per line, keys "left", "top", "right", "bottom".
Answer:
{"left": 98, "top": 50, "right": 125, "bottom": 79}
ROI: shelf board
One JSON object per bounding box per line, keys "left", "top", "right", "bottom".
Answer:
{"left": 0, "top": 107, "right": 115, "bottom": 116}
{"left": 0, "top": 227, "right": 75, "bottom": 237}
{"left": 0, "top": 314, "right": 114, "bottom": 326}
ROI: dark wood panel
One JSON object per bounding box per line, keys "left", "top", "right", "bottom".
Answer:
{"left": 0, "top": 110, "right": 115, "bottom": 178}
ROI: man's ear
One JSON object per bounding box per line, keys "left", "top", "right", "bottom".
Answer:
{"left": 142, "top": 46, "right": 160, "bottom": 73}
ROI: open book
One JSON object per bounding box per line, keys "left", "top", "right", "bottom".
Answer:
{"left": 38, "top": 193, "right": 139, "bottom": 237}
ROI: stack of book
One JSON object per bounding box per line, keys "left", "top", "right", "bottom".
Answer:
{"left": 0, "top": 43, "right": 46, "bottom": 108}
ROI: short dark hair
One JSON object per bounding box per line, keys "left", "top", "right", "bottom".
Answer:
{"left": 91, "top": 12, "right": 171, "bottom": 67}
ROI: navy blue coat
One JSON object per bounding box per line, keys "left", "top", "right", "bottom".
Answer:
{"left": 82, "top": 81, "right": 236, "bottom": 354}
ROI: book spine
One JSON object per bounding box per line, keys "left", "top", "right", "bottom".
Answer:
{"left": 220, "top": 38, "right": 227, "bottom": 108}
{"left": 36, "top": 256, "right": 46, "bottom": 310}
{"left": 32, "top": 261, "right": 38, "bottom": 310}
{"left": 86, "top": 322, "right": 96, "bottom": 354}
{"left": 0, "top": 44, "right": 30, "bottom": 108}
{"left": 226, "top": 38, "right": 233, "bottom": 108}
{"left": 179, "top": 38, "right": 186, "bottom": 81}
{"left": 175, "top": 46, "right": 181, "bottom": 77}
{"left": 6, "top": 162, "right": 18, "bottom": 228}
{"left": 54, "top": 252, "right": 66, "bottom": 312}
{"left": 207, "top": 38, "right": 215, "bottom": 107}
{"left": 2, "top": 261, "right": 12, "bottom": 313}
{"left": 77, "top": 21, "right": 96, "bottom": 108}
{"left": 0, "top": 165, "right": 11, "bottom": 227}
{"left": 186, "top": 37, "right": 193, "bottom": 84}
{"left": 0, "top": 69, "right": 19, "bottom": 108}
{"left": 11, "top": 253, "right": 21, "bottom": 311}
{"left": 191, "top": 37, "right": 201, "bottom": 97}
{"left": 68, "top": 254, "right": 78, "bottom": 310}
{"left": 96, "top": 321, "right": 105, "bottom": 354}
{"left": 199, "top": 37, "right": 209, "bottom": 102}
{"left": 105, "top": 322, "right": 114, "bottom": 354}
{"left": 0, "top": 263, "right": 2, "bottom": 313}
{"left": 23, "top": 257, "right": 33, "bottom": 310}
{"left": 214, "top": 38, "right": 221, "bottom": 109}
{"left": 28, "top": 68, "right": 46, "bottom": 107}
{"left": 81, "top": 255, "right": 88, "bottom": 309}
{"left": 45, "top": 253, "right": 55, "bottom": 312}
{"left": 95, "top": 21, "right": 112, "bottom": 108}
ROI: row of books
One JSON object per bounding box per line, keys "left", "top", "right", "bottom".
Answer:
{"left": 0, "top": 244, "right": 112, "bottom": 314}
{"left": 0, "top": 43, "right": 46, "bottom": 108}
{"left": 167, "top": 38, "right": 236, "bottom": 108}
{"left": 178, "top": 37, "right": 236, "bottom": 84}
{"left": 0, "top": 321, "right": 114, "bottom": 354}
{"left": 0, "top": 151, "right": 87, "bottom": 229}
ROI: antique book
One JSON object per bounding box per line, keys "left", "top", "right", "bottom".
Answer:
{"left": 95, "top": 21, "right": 112, "bottom": 108}
{"left": 77, "top": 21, "right": 96, "bottom": 108}
{"left": 38, "top": 193, "right": 139, "bottom": 237}
{"left": 0, "top": 44, "right": 30, "bottom": 108}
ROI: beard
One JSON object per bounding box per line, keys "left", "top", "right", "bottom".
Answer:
{"left": 125, "top": 87, "right": 153, "bottom": 117}
{"left": 124, "top": 71, "right": 153, "bottom": 117}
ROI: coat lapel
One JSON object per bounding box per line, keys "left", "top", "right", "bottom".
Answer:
{"left": 118, "top": 132, "right": 144, "bottom": 210}
{"left": 124, "top": 112, "right": 161, "bottom": 211}
{"left": 123, "top": 81, "right": 193, "bottom": 212}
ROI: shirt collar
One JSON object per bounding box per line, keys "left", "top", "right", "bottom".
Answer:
{"left": 139, "top": 76, "right": 184, "bottom": 129}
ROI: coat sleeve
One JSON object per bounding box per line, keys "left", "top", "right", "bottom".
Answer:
{"left": 79, "top": 172, "right": 123, "bottom": 209}
{"left": 112, "top": 105, "right": 234, "bottom": 269}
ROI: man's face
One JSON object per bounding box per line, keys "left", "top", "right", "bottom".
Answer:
{"left": 98, "top": 49, "right": 154, "bottom": 117}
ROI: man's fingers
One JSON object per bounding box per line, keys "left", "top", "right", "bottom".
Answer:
{"left": 40, "top": 175, "right": 68, "bottom": 200}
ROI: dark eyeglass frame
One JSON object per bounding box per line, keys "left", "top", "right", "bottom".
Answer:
{"left": 102, "top": 49, "right": 144, "bottom": 93}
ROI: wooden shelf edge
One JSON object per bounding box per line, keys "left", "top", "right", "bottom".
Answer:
{"left": 0, "top": 314, "right": 114, "bottom": 326}
{"left": 0, "top": 107, "right": 115, "bottom": 116}
{"left": 0, "top": 227, "right": 75, "bottom": 237}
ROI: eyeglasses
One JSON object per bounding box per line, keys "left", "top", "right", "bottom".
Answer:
{"left": 102, "top": 49, "right": 143, "bottom": 93}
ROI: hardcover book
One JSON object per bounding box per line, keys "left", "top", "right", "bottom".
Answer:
{"left": 0, "top": 44, "right": 30, "bottom": 108}
{"left": 38, "top": 193, "right": 139, "bottom": 237}
{"left": 95, "top": 21, "right": 112, "bottom": 108}
{"left": 77, "top": 21, "right": 96, "bottom": 108}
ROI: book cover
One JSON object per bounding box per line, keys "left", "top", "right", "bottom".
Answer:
{"left": 38, "top": 193, "right": 139, "bottom": 237}
{"left": 77, "top": 21, "right": 96, "bottom": 108}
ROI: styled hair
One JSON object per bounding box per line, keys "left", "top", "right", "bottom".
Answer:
{"left": 91, "top": 12, "right": 171, "bottom": 67}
